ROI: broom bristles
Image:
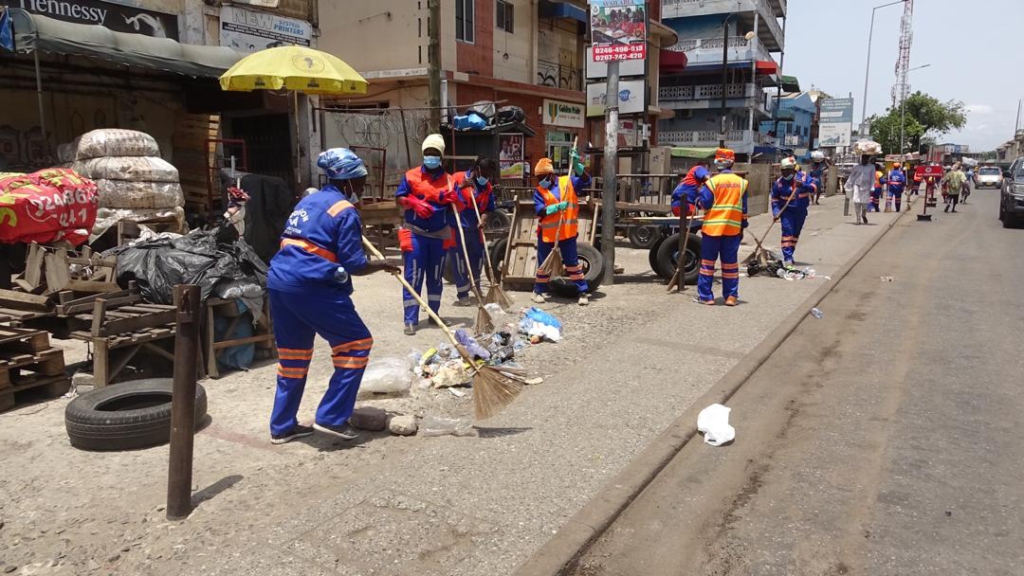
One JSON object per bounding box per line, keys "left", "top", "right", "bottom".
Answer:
{"left": 484, "top": 284, "right": 514, "bottom": 310}
{"left": 538, "top": 249, "right": 564, "bottom": 277}
{"left": 473, "top": 367, "right": 524, "bottom": 420}
{"left": 474, "top": 306, "right": 495, "bottom": 335}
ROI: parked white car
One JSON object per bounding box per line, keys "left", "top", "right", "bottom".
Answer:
{"left": 975, "top": 166, "right": 1004, "bottom": 189}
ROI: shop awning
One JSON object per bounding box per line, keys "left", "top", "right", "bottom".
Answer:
{"left": 538, "top": 0, "right": 587, "bottom": 23}
{"left": 781, "top": 75, "right": 801, "bottom": 92}
{"left": 9, "top": 8, "right": 243, "bottom": 78}
{"left": 755, "top": 60, "right": 778, "bottom": 75}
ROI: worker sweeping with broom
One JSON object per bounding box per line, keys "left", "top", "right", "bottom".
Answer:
{"left": 267, "top": 148, "right": 399, "bottom": 444}
{"left": 533, "top": 149, "right": 592, "bottom": 306}
{"left": 771, "top": 156, "right": 815, "bottom": 268}
{"left": 685, "top": 148, "right": 748, "bottom": 307}
{"left": 395, "top": 134, "right": 462, "bottom": 336}
{"left": 450, "top": 158, "right": 497, "bottom": 307}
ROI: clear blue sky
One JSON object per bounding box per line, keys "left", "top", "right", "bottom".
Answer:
{"left": 784, "top": 0, "right": 1024, "bottom": 151}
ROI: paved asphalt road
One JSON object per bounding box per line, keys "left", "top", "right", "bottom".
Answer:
{"left": 571, "top": 188, "right": 1024, "bottom": 576}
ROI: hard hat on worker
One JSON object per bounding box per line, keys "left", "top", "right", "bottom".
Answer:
{"left": 534, "top": 157, "right": 554, "bottom": 176}
{"left": 317, "top": 148, "right": 367, "bottom": 180}
{"left": 715, "top": 148, "right": 735, "bottom": 162}
{"left": 811, "top": 150, "right": 825, "bottom": 162}
{"left": 421, "top": 133, "right": 446, "bottom": 155}
{"left": 781, "top": 157, "right": 798, "bottom": 170}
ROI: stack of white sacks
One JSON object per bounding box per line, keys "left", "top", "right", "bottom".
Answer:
{"left": 70, "top": 129, "right": 185, "bottom": 239}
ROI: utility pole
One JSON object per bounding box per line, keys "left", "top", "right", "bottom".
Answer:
{"left": 720, "top": 21, "right": 729, "bottom": 147}
{"left": 861, "top": 0, "right": 905, "bottom": 134}
{"left": 427, "top": 0, "right": 442, "bottom": 131}
{"left": 771, "top": 17, "right": 786, "bottom": 158}
{"left": 601, "top": 61, "right": 619, "bottom": 286}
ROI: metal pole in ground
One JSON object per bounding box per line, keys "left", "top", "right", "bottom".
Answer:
{"left": 427, "top": 0, "right": 442, "bottom": 131}
{"left": 166, "top": 284, "right": 201, "bottom": 521}
{"left": 601, "top": 60, "right": 620, "bottom": 286}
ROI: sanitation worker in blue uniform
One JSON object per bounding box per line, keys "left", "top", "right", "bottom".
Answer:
{"left": 886, "top": 163, "right": 907, "bottom": 212}
{"left": 770, "top": 157, "right": 814, "bottom": 267}
{"left": 450, "top": 158, "right": 497, "bottom": 306}
{"left": 267, "top": 148, "right": 398, "bottom": 444}
{"left": 395, "top": 134, "right": 461, "bottom": 335}
{"left": 685, "top": 148, "right": 748, "bottom": 306}
{"left": 670, "top": 161, "right": 710, "bottom": 217}
{"left": 532, "top": 153, "right": 592, "bottom": 306}
{"left": 807, "top": 150, "right": 829, "bottom": 205}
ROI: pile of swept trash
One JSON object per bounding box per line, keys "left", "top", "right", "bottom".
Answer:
{"left": 354, "top": 306, "right": 562, "bottom": 436}
{"left": 747, "top": 258, "right": 830, "bottom": 281}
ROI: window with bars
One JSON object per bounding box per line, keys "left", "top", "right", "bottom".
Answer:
{"left": 496, "top": 0, "right": 514, "bottom": 33}
{"left": 456, "top": 0, "right": 475, "bottom": 43}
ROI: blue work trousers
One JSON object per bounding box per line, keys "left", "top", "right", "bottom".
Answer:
{"left": 888, "top": 188, "right": 904, "bottom": 212}
{"left": 535, "top": 234, "right": 588, "bottom": 295}
{"left": 403, "top": 233, "right": 446, "bottom": 326}
{"left": 269, "top": 288, "right": 372, "bottom": 436}
{"left": 450, "top": 227, "right": 485, "bottom": 299}
{"left": 780, "top": 209, "right": 807, "bottom": 265}
{"left": 697, "top": 233, "right": 741, "bottom": 303}
{"left": 870, "top": 189, "right": 882, "bottom": 212}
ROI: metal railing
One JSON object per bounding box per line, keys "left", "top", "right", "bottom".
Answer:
{"left": 665, "top": 36, "right": 773, "bottom": 67}
{"left": 662, "top": 0, "right": 784, "bottom": 49}
{"left": 658, "top": 129, "right": 766, "bottom": 147}
{"left": 536, "top": 59, "right": 583, "bottom": 92}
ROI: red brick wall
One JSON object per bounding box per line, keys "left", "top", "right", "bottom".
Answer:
{"left": 456, "top": 0, "right": 494, "bottom": 75}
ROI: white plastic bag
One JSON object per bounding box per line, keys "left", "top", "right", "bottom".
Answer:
{"left": 420, "top": 415, "right": 474, "bottom": 437}
{"left": 697, "top": 403, "right": 735, "bottom": 446}
{"left": 359, "top": 357, "right": 413, "bottom": 395}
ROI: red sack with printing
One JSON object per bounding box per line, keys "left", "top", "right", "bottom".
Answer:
{"left": 0, "top": 168, "right": 99, "bottom": 246}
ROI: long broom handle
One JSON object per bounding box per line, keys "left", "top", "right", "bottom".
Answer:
{"left": 667, "top": 210, "right": 696, "bottom": 291}
{"left": 361, "top": 236, "right": 469, "bottom": 363}
{"left": 466, "top": 190, "right": 497, "bottom": 283}
{"left": 756, "top": 180, "right": 799, "bottom": 248}
{"left": 451, "top": 203, "right": 486, "bottom": 300}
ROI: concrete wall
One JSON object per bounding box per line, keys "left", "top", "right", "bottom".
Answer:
{"left": 318, "top": 1, "right": 425, "bottom": 73}
{"left": 493, "top": 0, "right": 533, "bottom": 84}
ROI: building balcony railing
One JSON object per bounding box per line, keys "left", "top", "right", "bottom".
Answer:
{"left": 662, "top": 0, "right": 784, "bottom": 50}
{"left": 536, "top": 59, "right": 583, "bottom": 92}
{"left": 665, "top": 36, "right": 772, "bottom": 68}
{"left": 659, "top": 129, "right": 767, "bottom": 148}
{"left": 659, "top": 83, "right": 771, "bottom": 115}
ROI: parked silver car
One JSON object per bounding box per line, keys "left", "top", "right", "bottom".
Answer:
{"left": 975, "top": 166, "right": 1004, "bottom": 189}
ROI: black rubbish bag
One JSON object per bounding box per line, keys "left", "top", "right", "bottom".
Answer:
{"left": 105, "top": 230, "right": 268, "bottom": 306}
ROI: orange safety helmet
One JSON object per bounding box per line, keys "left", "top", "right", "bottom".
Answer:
{"left": 534, "top": 158, "right": 554, "bottom": 176}
{"left": 715, "top": 148, "right": 736, "bottom": 162}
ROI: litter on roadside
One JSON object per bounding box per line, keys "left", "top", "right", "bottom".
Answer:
{"left": 880, "top": 276, "right": 895, "bottom": 282}
{"left": 697, "top": 403, "right": 735, "bottom": 446}
{"left": 810, "top": 307, "right": 824, "bottom": 319}
{"left": 421, "top": 415, "right": 475, "bottom": 437}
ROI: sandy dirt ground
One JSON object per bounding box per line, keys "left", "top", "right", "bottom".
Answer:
{"left": 0, "top": 194, "right": 897, "bottom": 575}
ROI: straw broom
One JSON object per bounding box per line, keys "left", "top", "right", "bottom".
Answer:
{"left": 467, "top": 190, "right": 514, "bottom": 310}
{"left": 361, "top": 237, "right": 522, "bottom": 420}
{"left": 451, "top": 205, "right": 495, "bottom": 334}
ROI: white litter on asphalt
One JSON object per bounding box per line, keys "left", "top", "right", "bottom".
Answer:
{"left": 697, "top": 403, "right": 735, "bottom": 446}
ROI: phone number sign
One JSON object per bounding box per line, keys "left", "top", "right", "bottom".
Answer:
{"left": 590, "top": 0, "right": 647, "bottom": 63}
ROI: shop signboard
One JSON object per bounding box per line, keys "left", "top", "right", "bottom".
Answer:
{"left": 589, "top": 0, "right": 647, "bottom": 62}
{"left": 818, "top": 98, "right": 854, "bottom": 148}
{"left": 586, "top": 79, "right": 644, "bottom": 117}
{"left": 17, "top": 0, "right": 178, "bottom": 39}
{"left": 543, "top": 99, "right": 585, "bottom": 129}
{"left": 220, "top": 5, "right": 312, "bottom": 54}
{"left": 499, "top": 133, "right": 525, "bottom": 179}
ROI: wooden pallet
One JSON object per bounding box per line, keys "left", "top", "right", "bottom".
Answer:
{"left": 0, "top": 327, "right": 69, "bottom": 412}
{"left": 500, "top": 198, "right": 601, "bottom": 292}
{"left": 0, "top": 374, "right": 71, "bottom": 413}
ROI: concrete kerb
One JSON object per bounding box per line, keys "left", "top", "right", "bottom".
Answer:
{"left": 513, "top": 202, "right": 915, "bottom": 576}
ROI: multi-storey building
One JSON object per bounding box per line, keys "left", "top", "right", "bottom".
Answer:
{"left": 656, "top": 0, "right": 785, "bottom": 158}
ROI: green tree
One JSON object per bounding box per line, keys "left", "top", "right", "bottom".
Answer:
{"left": 868, "top": 92, "right": 966, "bottom": 154}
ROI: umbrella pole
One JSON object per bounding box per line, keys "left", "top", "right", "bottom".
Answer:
{"left": 34, "top": 33, "right": 48, "bottom": 158}
{"left": 293, "top": 92, "right": 301, "bottom": 189}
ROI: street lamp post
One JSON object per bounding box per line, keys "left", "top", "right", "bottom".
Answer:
{"left": 861, "top": 0, "right": 906, "bottom": 135}
{"left": 900, "top": 63, "right": 931, "bottom": 154}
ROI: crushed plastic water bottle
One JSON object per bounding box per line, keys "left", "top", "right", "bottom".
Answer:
{"left": 810, "top": 307, "right": 824, "bottom": 319}
{"left": 334, "top": 266, "right": 349, "bottom": 283}
{"left": 776, "top": 268, "right": 787, "bottom": 279}
{"left": 454, "top": 328, "right": 491, "bottom": 360}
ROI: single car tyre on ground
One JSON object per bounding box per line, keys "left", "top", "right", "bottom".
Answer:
{"left": 627, "top": 225, "right": 660, "bottom": 249}
{"left": 655, "top": 232, "right": 702, "bottom": 285}
{"left": 65, "top": 378, "right": 208, "bottom": 451}
{"left": 650, "top": 235, "right": 666, "bottom": 277}
{"left": 485, "top": 208, "right": 512, "bottom": 232}
{"left": 551, "top": 241, "right": 605, "bottom": 297}
{"left": 489, "top": 237, "right": 508, "bottom": 282}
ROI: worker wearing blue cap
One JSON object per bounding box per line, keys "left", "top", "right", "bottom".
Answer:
{"left": 267, "top": 147, "right": 399, "bottom": 445}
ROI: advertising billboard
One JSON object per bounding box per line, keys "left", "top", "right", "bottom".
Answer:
{"left": 818, "top": 98, "right": 854, "bottom": 148}
{"left": 589, "top": 0, "right": 647, "bottom": 62}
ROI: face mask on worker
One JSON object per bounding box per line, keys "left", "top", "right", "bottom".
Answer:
{"left": 782, "top": 171, "right": 795, "bottom": 181}
{"left": 423, "top": 156, "right": 442, "bottom": 170}
{"left": 476, "top": 175, "right": 489, "bottom": 187}
{"left": 539, "top": 176, "right": 553, "bottom": 189}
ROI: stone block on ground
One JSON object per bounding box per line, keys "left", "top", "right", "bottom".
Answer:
{"left": 349, "top": 407, "right": 387, "bottom": 431}
{"left": 388, "top": 415, "right": 418, "bottom": 436}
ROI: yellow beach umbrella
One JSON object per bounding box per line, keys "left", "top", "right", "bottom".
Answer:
{"left": 219, "top": 45, "right": 368, "bottom": 95}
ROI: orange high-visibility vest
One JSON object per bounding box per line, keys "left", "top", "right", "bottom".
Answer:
{"left": 702, "top": 172, "right": 747, "bottom": 237}
{"left": 537, "top": 175, "right": 580, "bottom": 242}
